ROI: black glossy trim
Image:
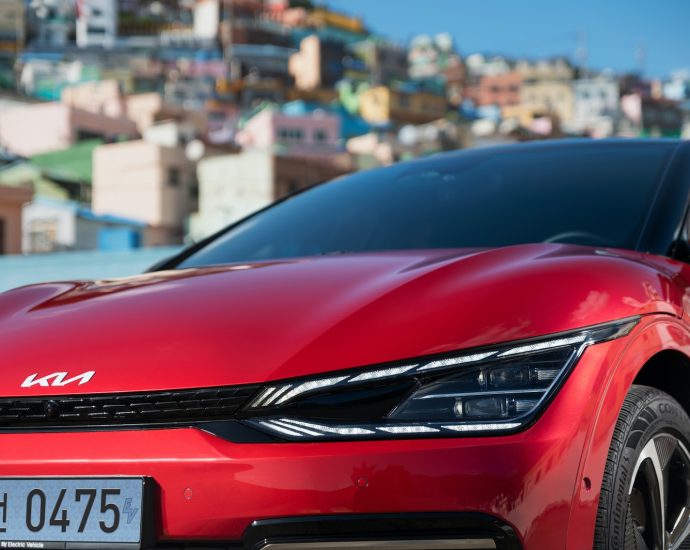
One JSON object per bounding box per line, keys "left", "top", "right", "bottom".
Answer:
{"left": 155, "top": 139, "right": 689, "bottom": 271}
{"left": 637, "top": 140, "right": 690, "bottom": 255}
{"left": 243, "top": 513, "right": 522, "bottom": 550}
{"left": 0, "top": 385, "right": 261, "bottom": 430}
{"left": 0, "top": 419, "right": 279, "bottom": 442}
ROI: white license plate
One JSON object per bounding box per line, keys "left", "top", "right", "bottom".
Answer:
{"left": 0, "top": 478, "right": 145, "bottom": 549}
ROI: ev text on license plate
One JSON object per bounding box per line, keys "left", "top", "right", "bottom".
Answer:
{"left": 0, "top": 478, "right": 145, "bottom": 549}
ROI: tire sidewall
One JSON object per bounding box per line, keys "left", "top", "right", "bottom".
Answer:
{"left": 606, "top": 388, "right": 690, "bottom": 549}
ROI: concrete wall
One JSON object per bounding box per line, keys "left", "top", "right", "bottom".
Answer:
{"left": 191, "top": 150, "right": 274, "bottom": 239}
{"left": 93, "top": 140, "right": 194, "bottom": 245}
{"left": 0, "top": 103, "right": 72, "bottom": 157}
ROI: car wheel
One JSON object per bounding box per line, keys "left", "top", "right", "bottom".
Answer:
{"left": 594, "top": 384, "right": 690, "bottom": 550}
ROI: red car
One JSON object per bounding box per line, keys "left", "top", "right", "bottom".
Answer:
{"left": 2, "top": 139, "right": 690, "bottom": 550}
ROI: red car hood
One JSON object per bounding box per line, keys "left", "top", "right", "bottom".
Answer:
{"left": 0, "top": 244, "right": 681, "bottom": 396}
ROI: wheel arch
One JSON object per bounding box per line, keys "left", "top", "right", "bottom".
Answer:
{"left": 566, "top": 316, "right": 690, "bottom": 549}
{"left": 632, "top": 349, "right": 690, "bottom": 419}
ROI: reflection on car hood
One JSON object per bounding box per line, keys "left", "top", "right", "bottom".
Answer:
{"left": 0, "top": 244, "right": 680, "bottom": 396}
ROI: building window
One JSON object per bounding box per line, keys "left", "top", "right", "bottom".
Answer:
{"left": 168, "top": 168, "right": 181, "bottom": 187}
{"left": 314, "top": 128, "right": 328, "bottom": 143}
{"left": 279, "top": 128, "right": 305, "bottom": 141}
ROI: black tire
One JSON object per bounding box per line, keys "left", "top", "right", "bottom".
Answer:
{"left": 594, "top": 384, "right": 690, "bottom": 550}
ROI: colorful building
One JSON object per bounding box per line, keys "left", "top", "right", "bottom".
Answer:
{"left": 289, "top": 35, "right": 346, "bottom": 91}
{"left": 520, "top": 80, "right": 575, "bottom": 124}
{"left": 464, "top": 72, "right": 522, "bottom": 107}
{"left": 359, "top": 86, "right": 448, "bottom": 126}
{"left": 236, "top": 105, "right": 342, "bottom": 157}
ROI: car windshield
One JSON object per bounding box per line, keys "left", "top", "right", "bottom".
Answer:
{"left": 178, "top": 142, "right": 672, "bottom": 268}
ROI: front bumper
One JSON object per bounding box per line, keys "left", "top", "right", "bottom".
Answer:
{"left": 0, "top": 339, "right": 625, "bottom": 550}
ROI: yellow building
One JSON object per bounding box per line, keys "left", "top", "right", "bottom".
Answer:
{"left": 501, "top": 104, "right": 540, "bottom": 128}
{"left": 520, "top": 80, "right": 574, "bottom": 124}
{"left": 360, "top": 86, "right": 448, "bottom": 126}
{"left": 515, "top": 58, "right": 574, "bottom": 82}
{"left": 308, "top": 8, "right": 365, "bottom": 34}
{"left": 515, "top": 58, "right": 575, "bottom": 124}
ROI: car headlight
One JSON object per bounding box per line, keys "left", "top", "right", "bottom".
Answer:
{"left": 240, "top": 317, "right": 639, "bottom": 440}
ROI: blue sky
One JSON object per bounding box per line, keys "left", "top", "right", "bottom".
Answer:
{"left": 326, "top": 0, "right": 689, "bottom": 78}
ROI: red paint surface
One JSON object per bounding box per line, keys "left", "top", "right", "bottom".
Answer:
{"left": 1, "top": 243, "right": 690, "bottom": 548}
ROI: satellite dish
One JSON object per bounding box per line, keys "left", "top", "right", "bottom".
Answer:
{"left": 186, "top": 140, "right": 206, "bottom": 162}
{"left": 398, "top": 125, "right": 419, "bottom": 146}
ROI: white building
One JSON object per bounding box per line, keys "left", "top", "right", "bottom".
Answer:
{"left": 190, "top": 150, "right": 351, "bottom": 241}
{"left": 76, "top": 0, "right": 117, "bottom": 48}
{"left": 569, "top": 77, "right": 620, "bottom": 137}
{"left": 193, "top": 0, "right": 220, "bottom": 40}
{"left": 663, "top": 71, "right": 690, "bottom": 102}
{"left": 23, "top": 198, "right": 145, "bottom": 253}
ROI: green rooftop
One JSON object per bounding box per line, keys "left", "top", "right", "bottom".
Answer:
{"left": 30, "top": 139, "right": 103, "bottom": 185}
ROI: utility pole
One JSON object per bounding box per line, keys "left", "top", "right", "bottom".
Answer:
{"left": 575, "top": 30, "right": 588, "bottom": 79}
{"left": 635, "top": 41, "right": 647, "bottom": 77}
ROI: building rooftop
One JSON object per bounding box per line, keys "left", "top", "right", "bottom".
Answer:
{"left": 30, "top": 139, "right": 103, "bottom": 184}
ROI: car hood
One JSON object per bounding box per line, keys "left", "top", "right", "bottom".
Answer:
{"left": 0, "top": 244, "right": 682, "bottom": 396}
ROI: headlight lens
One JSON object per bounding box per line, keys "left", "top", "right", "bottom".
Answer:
{"left": 241, "top": 317, "right": 638, "bottom": 440}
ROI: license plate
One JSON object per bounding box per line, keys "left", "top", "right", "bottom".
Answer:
{"left": 0, "top": 478, "right": 145, "bottom": 549}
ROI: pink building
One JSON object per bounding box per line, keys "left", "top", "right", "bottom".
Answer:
{"left": 0, "top": 102, "right": 139, "bottom": 157}
{"left": 236, "top": 107, "right": 341, "bottom": 157}
{"left": 464, "top": 72, "right": 522, "bottom": 107}
{"left": 61, "top": 81, "right": 195, "bottom": 134}
{"left": 92, "top": 140, "right": 197, "bottom": 246}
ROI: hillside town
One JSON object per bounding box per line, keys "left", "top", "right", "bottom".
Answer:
{"left": 0, "top": 0, "right": 689, "bottom": 257}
